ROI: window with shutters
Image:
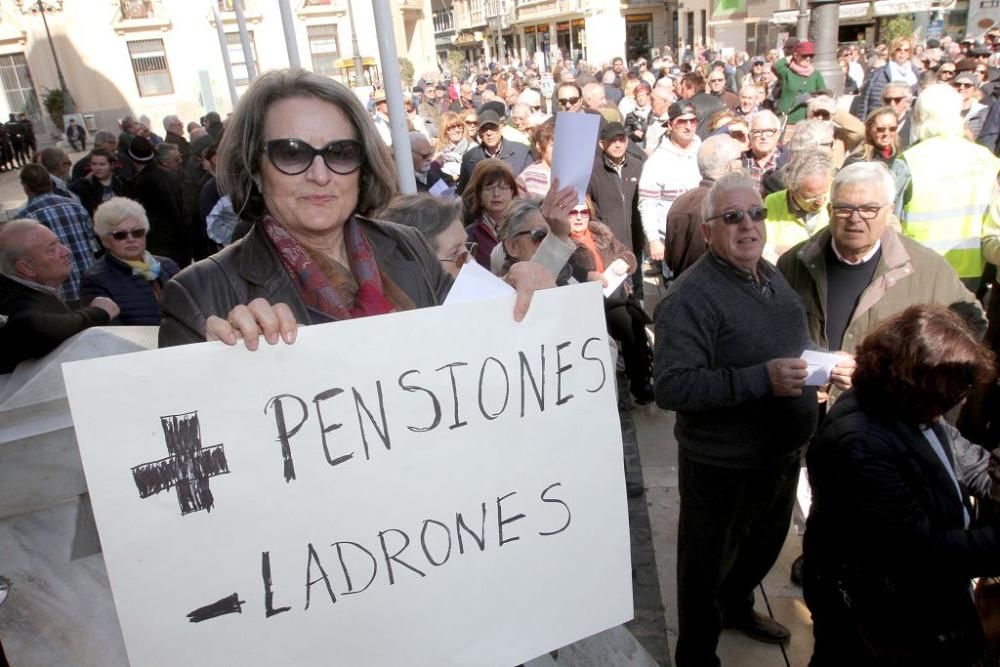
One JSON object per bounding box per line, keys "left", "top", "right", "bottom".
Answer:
{"left": 308, "top": 24, "right": 340, "bottom": 76}
{"left": 225, "top": 32, "right": 259, "bottom": 87}
{"left": 127, "top": 39, "right": 173, "bottom": 97}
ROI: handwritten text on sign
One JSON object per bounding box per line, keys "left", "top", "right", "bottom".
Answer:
{"left": 63, "top": 283, "right": 632, "bottom": 667}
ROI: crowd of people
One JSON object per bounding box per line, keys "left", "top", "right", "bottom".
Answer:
{"left": 1, "top": 26, "right": 1000, "bottom": 667}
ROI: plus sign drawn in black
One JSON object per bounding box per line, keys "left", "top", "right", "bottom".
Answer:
{"left": 132, "top": 411, "right": 231, "bottom": 515}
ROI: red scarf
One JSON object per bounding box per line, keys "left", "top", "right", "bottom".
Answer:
{"left": 264, "top": 216, "right": 397, "bottom": 320}
{"left": 571, "top": 226, "right": 605, "bottom": 273}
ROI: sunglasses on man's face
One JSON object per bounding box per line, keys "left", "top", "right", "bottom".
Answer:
{"left": 109, "top": 228, "right": 147, "bottom": 241}
{"left": 705, "top": 205, "right": 767, "bottom": 225}
{"left": 558, "top": 96, "right": 580, "bottom": 107}
{"left": 884, "top": 96, "right": 906, "bottom": 104}
{"left": 265, "top": 138, "right": 363, "bottom": 176}
{"left": 512, "top": 227, "right": 548, "bottom": 243}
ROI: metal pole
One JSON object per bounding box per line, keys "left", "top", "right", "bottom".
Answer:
{"left": 346, "top": 0, "right": 366, "bottom": 86}
{"left": 210, "top": 0, "right": 239, "bottom": 108}
{"left": 371, "top": 0, "right": 416, "bottom": 193}
{"left": 276, "top": 0, "right": 301, "bottom": 69}
{"left": 810, "top": 0, "right": 843, "bottom": 95}
{"left": 796, "top": 0, "right": 809, "bottom": 41}
{"left": 233, "top": 0, "right": 258, "bottom": 82}
{"left": 36, "top": 0, "right": 75, "bottom": 114}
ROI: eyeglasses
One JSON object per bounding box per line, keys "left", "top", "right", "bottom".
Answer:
{"left": 705, "top": 206, "right": 767, "bottom": 225}
{"left": 895, "top": 47, "right": 911, "bottom": 53}
{"left": 830, "top": 203, "right": 888, "bottom": 220}
{"left": 264, "top": 138, "right": 363, "bottom": 176}
{"left": 873, "top": 125, "right": 898, "bottom": 133}
{"left": 512, "top": 227, "right": 548, "bottom": 243}
{"left": 483, "top": 182, "right": 512, "bottom": 194}
{"left": 439, "top": 242, "right": 478, "bottom": 267}
{"left": 749, "top": 128, "right": 778, "bottom": 137}
{"left": 953, "top": 82, "right": 975, "bottom": 89}
{"left": 465, "top": 120, "right": 479, "bottom": 126}
{"left": 570, "top": 207, "right": 590, "bottom": 218}
{"left": 558, "top": 96, "right": 581, "bottom": 107}
{"left": 708, "top": 78, "right": 725, "bottom": 83}
{"left": 447, "top": 124, "right": 464, "bottom": 131}
{"left": 109, "top": 228, "right": 147, "bottom": 241}
{"left": 883, "top": 96, "right": 906, "bottom": 104}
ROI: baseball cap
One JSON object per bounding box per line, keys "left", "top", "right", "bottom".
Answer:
{"left": 477, "top": 110, "right": 502, "bottom": 131}
{"left": 795, "top": 41, "right": 817, "bottom": 56}
{"left": 600, "top": 121, "right": 627, "bottom": 142}
{"left": 667, "top": 101, "right": 697, "bottom": 123}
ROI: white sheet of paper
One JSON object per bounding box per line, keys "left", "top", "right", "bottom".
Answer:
{"left": 550, "top": 112, "right": 601, "bottom": 205}
{"left": 801, "top": 349, "right": 842, "bottom": 386}
{"left": 62, "top": 283, "right": 632, "bottom": 667}
{"left": 602, "top": 267, "right": 628, "bottom": 297}
{"left": 428, "top": 179, "right": 454, "bottom": 198}
{"left": 443, "top": 259, "right": 515, "bottom": 306}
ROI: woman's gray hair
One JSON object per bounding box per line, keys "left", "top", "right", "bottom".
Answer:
{"left": 914, "top": 83, "right": 965, "bottom": 141}
{"left": 499, "top": 197, "right": 543, "bottom": 241}
{"left": 787, "top": 119, "right": 834, "bottom": 152}
{"left": 379, "top": 194, "right": 463, "bottom": 251}
{"left": 701, "top": 172, "right": 759, "bottom": 224}
{"left": 831, "top": 161, "right": 896, "bottom": 205}
{"left": 217, "top": 68, "right": 397, "bottom": 223}
{"left": 783, "top": 147, "right": 834, "bottom": 192}
{"left": 93, "top": 197, "right": 149, "bottom": 237}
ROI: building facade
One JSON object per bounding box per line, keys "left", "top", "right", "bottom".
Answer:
{"left": 439, "top": 0, "right": 714, "bottom": 69}
{"left": 0, "top": 0, "right": 437, "bottom": 138}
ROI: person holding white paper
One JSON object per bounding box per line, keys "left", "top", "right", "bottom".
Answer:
{"left": 158, "top": 70, "right": 556, "bottom": 349}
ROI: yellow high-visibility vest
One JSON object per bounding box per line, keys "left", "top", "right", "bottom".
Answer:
{"left": 901, "top": 137, "right": 1000, "bottom": 279}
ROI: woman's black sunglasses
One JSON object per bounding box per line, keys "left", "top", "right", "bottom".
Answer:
{"left": 264, "top": 138, "right": 364, "bottom": 176}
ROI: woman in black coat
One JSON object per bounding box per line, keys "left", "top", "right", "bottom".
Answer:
{"left": 80, "top": 197, "right": 178, "bottom": 325}
{"left": 803, "top": 305, "right": 999, "bottom": 666}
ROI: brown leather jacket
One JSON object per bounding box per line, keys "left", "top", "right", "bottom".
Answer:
{"left": 158, "top": 216, "right": 452, "bottom": 347}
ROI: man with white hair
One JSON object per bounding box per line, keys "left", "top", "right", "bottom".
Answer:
{"left": 408, "top": 131, "right": 444, "bottom": 193}
{"left": 805, "top": 94, "right": 864, "bottom": 167}
{"left": 0, "top": 219, "right": 119, "bottom": 373}
{"left": 881, "top": 80, "right": 916, "bottom": 148}
{"left": 502, "top": 103, "right": 532, "bottom": 146}
{"left": 162, "top": 114, "right": 190, "bottom": 162}
{"left": 892, "top": 83, "right": 1000, "bottom": 290}
{"left": 779, "top": 160, "right": 986, "bottom": 356}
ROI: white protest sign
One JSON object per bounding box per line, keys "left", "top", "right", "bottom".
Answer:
{"left": 63, "top": 283, "right": 632, "bottom": 667}
{"left": 550, "top": 112, "right": 600, "bottom": 205}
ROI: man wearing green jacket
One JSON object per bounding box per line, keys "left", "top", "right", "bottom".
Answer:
{"left": 773, "top": 41, "right": 826, "bottom": 127}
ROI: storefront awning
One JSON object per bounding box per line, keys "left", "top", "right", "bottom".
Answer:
{"left": 771, "top": 0, "right": 945, "bottom": 24}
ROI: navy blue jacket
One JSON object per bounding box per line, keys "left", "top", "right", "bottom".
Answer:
{"left": 80, "top": 253, "right": 179, "bottom": 325}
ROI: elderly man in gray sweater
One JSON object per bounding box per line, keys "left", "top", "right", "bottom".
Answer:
{"left": 653, "top": 172, "right": 853, "bottom": 667}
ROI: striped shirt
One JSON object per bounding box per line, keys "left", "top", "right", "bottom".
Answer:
{"left": 515, "top": 161, "right": 551, "bottom": 198}
{"left": 638, "top": 136, "right": 701, "bottom": 243}
{"left": 17, "top": 192, "right": 98, "bottom": 303}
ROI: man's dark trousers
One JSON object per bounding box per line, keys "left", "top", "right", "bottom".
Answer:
{"left": 675, "top": 449, "right": 800, "bottom": 667}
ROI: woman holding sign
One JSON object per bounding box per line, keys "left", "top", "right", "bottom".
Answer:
{"left": 158, "top": 70, "right": 572, "bottom": 348}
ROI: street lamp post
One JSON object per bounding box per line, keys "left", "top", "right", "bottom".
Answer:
{"left": 33, "top": 0, "right": 76, "bottom": 114}
{"left": 810, "top": 0, "right": 843, "bottom": 95}
{"left": 346, "top": 0, "right": 366, "bottom": 87}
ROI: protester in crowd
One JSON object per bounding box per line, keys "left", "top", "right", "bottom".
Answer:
{"left": 805, "top": 93, "right": 864, "bottom": 167}
{"left": 162, "top": 114, "right": 190, "bottom": 162}
{"left": 0, "top": 219, "right": 119, "bottom": 373}
{"left": 664, "top": 135, "right": 744, "bottom": 276}
{"left": 741, "top": 57, "right": 767, "bottom": 90}
{"left": 707, "top": 69, "right": 739, "bottom": 112}
{"left": 637, "top": 84, "right": 673, "bottom": 152}
{"left": 463, "top": 158, "right": 519, "bottom": 268}
{"left": 588, "top": 121, "right": 645, "bottom": 264}
{"left": 736, "top": 84, "right": 759, "bottom": 119}
{"left": 155, "top": 142, "right": 184, "bottom": 177}
{"left": 127, "top": 135, "right": 189, "bottom": 267}
{"left": 619, "top": 79, "right": 648, "bottom": 121}
{"left": 80, "top": 197, "right": 178, "bottom": 325}
{"left": 760, "top": 118, "right": 835, "bottom": 197}
{"left": 803, "top": 304, "right": 997, "bottom": 667}
{"left": 853, "top": 36, "right": 919, "bottom": 122}
{"left": 639, "top": 101, "right": 702, "bottom": 273}
{"left": 741, "top": 110, "right": 785, "bottom": 196}
{"left": 565, "top": 197, "right": 653, "bottom": 403}
{"left": 70, "top": 130, "right": 120, "bottom": 180}
{"left": 65, "top": 118, "right": 87, "bottom": 152}
{"left": 515, "top": 118, "right": 554, "bottom": 198}
{"left": 450, "top": 83, "right": 476, "bottom": 113}
{"left": 38, "top": 147, "right": 77, "bottom": 199}
{"left": 843, "top": 106, "right": 901, "bottom": 168}
{"left": 602, "top": 69, "right": 623, "bottom": 106}
{"left": 953, "top": 71, "right": 990, "bottom": 138}
{"left": 408, "top": 131, "right": 444, "bottom": 193}
{"left": 881, "top": 80, "right": 917, "bottom": 148}
{"left": 434, "top": 111, "right": 471, "bottom": 185}
{"left": 418, "top": 86, "right": 442, "bottom": 132}
{"left": 503, "top": 103, "right": 533, "bottom": 146}
{"left": 654, "top": 171, "right": 853, "bottom": 667}
{"left": 15, "top": 163, "right": 97, "bottom": 306}
{"left": 774, "top": 41, "right": 826, "bottom": 129}
{"left": 379, "top": 194, "right": 473, "bottom": 278}
{"left": 456, "top": 110, "right": 532, "bottom": 194}
{"left": 893, "top": 83, "right": 1000, "bottom": 290}
{"left": 763, "top": 148, "right": 834, "bottom": 263}
{"left": 497, "top": 196, "right": 573, "bottom": 281}
{"left": 158, "top": 70, "right": 559, "bottom": 348}
{"left": 69, "top": 148, "right": 127, "bottom": 217}
{"left": 677, "top": 71, "right": 726, "bottom": 140}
